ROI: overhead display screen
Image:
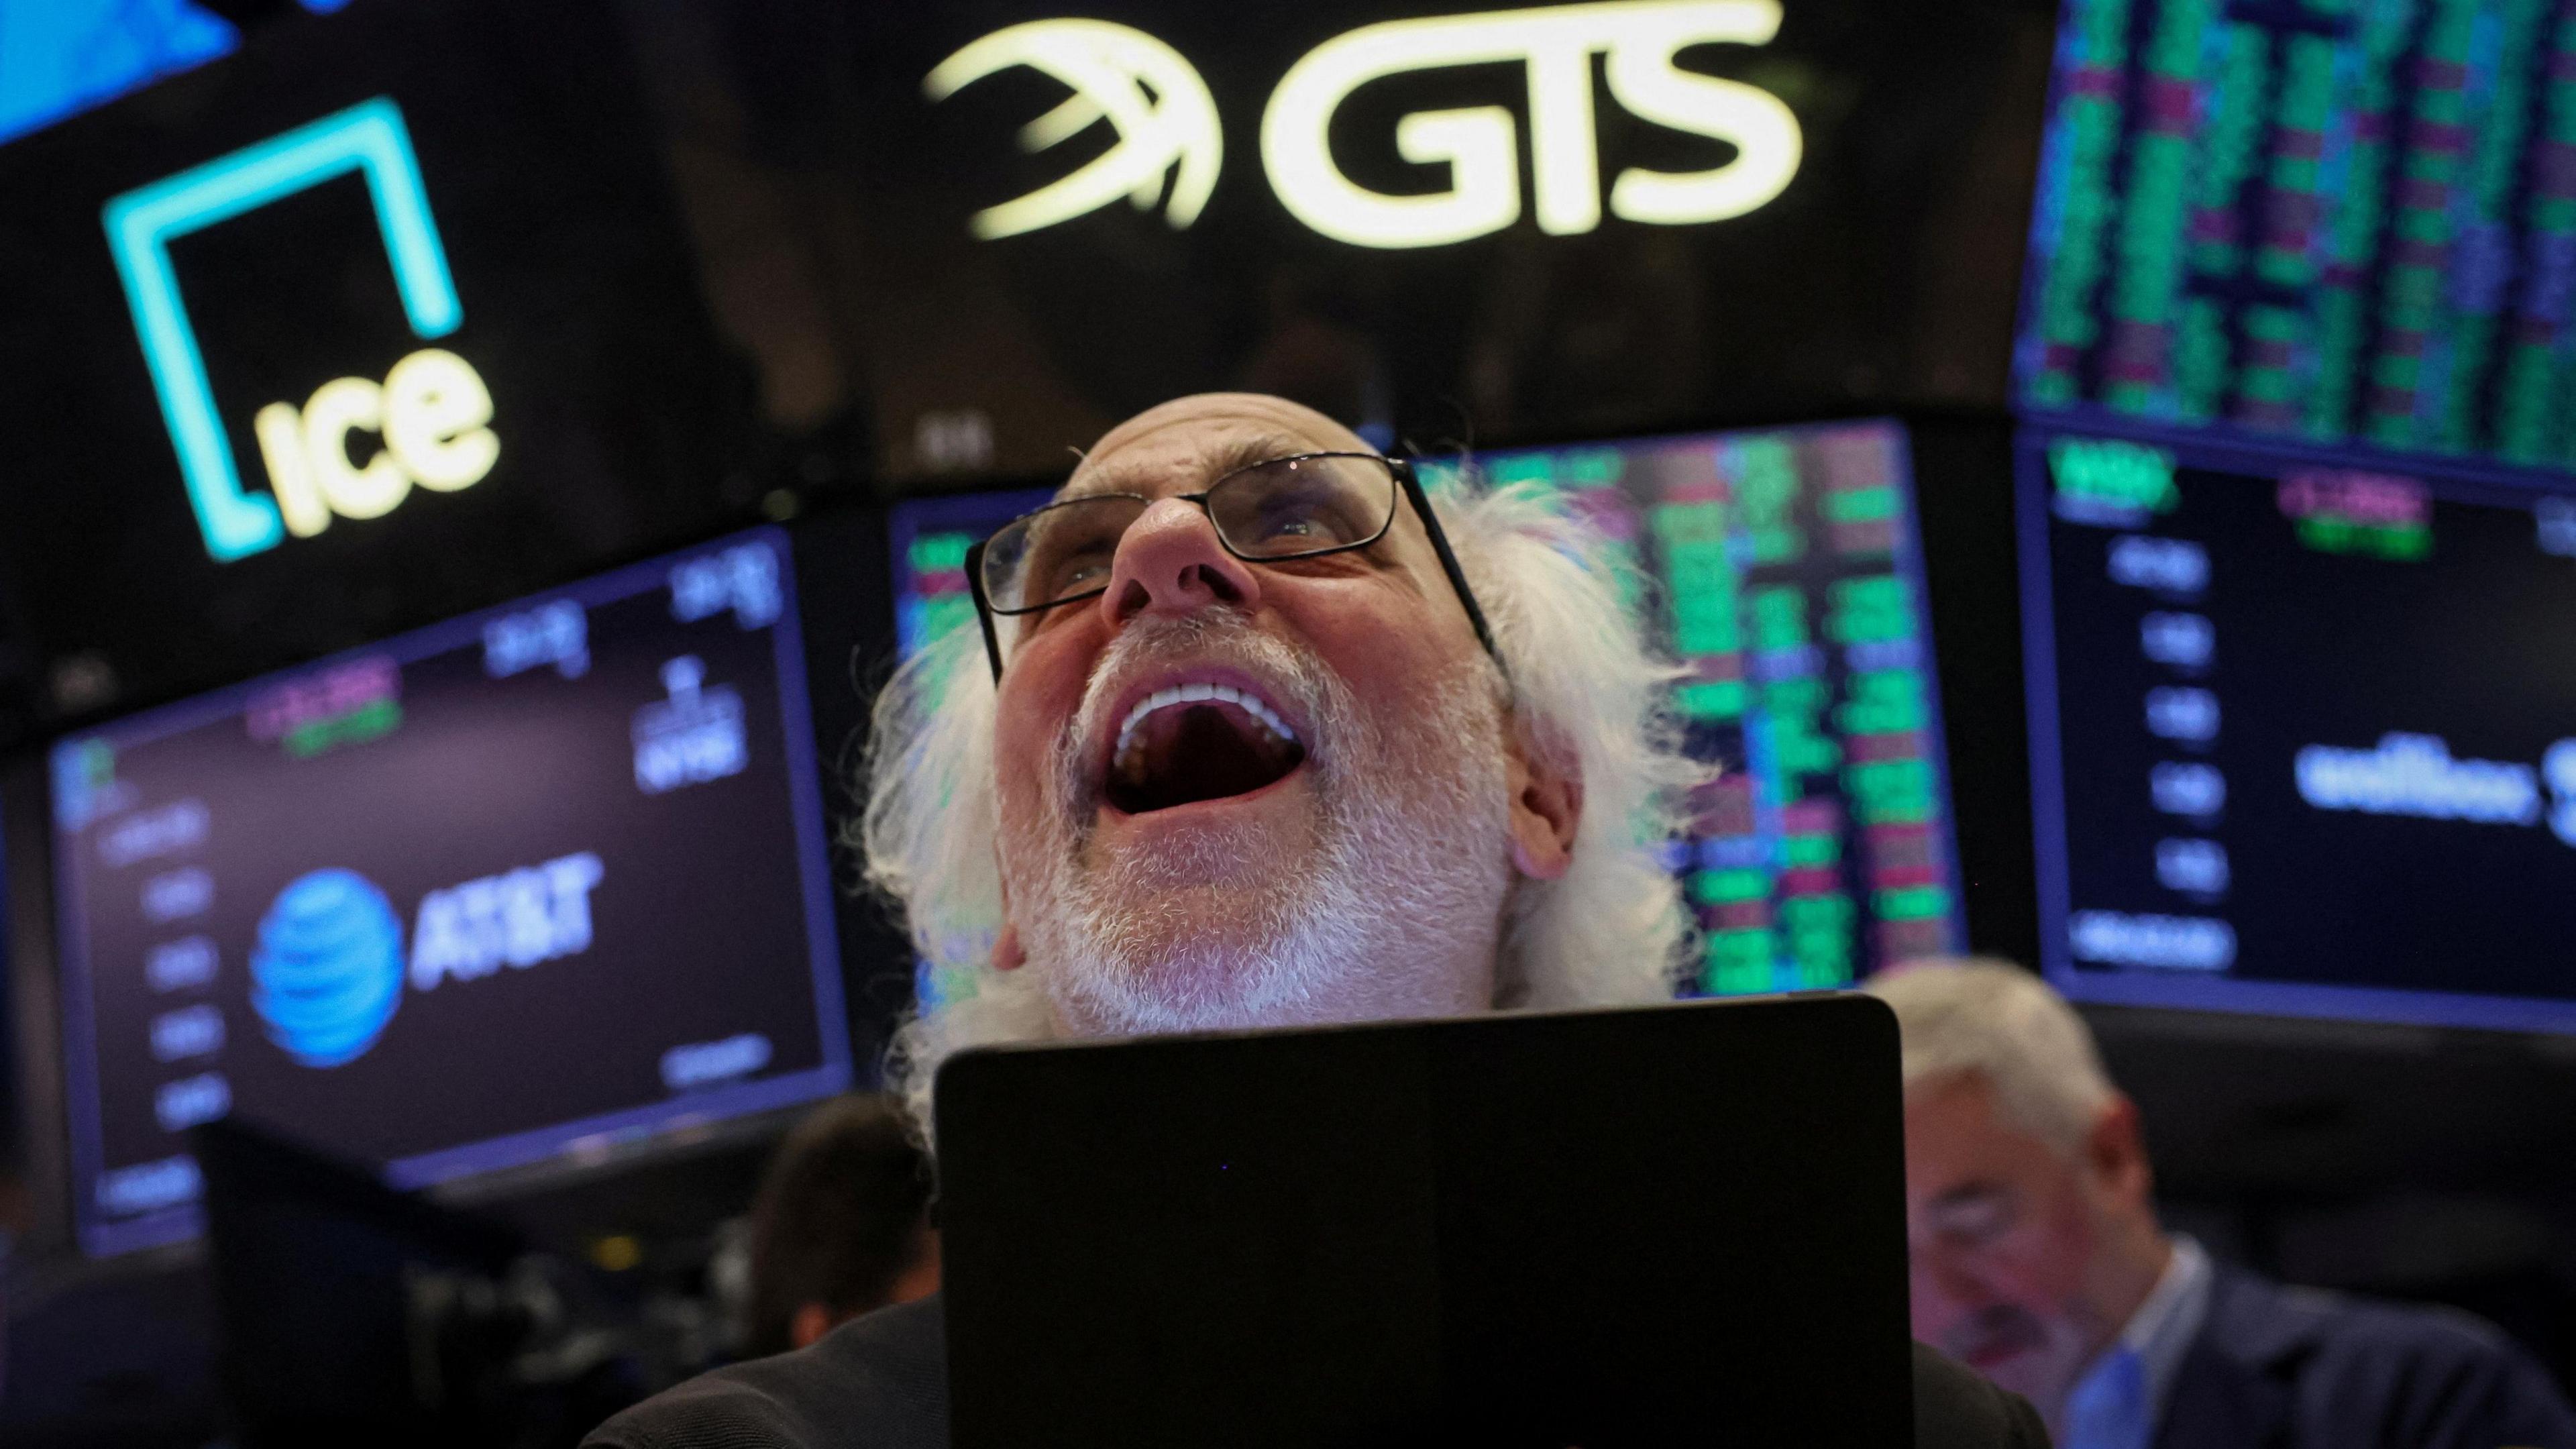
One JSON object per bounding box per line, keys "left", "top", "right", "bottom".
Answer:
{"left": 50, "top": 528, "right": 851, "bottom": 1257}
{"left": 828, "top": 0, "right": 2047, "bottom": 480}
{"left": 2021, "top": 425, "right": 2576, "bottom": 1032}
{"left": 2017, "top": 0, "right": 2576, "bottom": 474}
{"left": 888, "top": 420, "right": 1963, "bottom": 997}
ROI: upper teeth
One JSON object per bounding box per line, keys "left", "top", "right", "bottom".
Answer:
{"left": 1114, "top": 682, "right": 1299, "bottom": 761}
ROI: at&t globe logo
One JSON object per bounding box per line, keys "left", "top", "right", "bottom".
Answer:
{"left": 250, "top": 869, "right": 405, "bottom": 1067}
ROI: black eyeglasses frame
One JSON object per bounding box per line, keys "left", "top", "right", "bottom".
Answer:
{"left": 961, "top": 453, "right": 1500, "bottom": 684}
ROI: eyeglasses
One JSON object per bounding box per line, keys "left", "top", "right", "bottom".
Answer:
{"left": 964, "top": 451, "right": 1500, "bottom": 681}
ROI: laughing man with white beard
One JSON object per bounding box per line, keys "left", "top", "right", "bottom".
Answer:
{"left": 586, "top": 394, "right": 2047, "bottom": 1449}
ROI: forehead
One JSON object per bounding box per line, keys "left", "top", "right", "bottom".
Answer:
{"left": 1906, "top": 1077, "right": 2066, "bottom": 1181}
{"left": 1061, "top": 400, "right": 1371, "bottom": 502}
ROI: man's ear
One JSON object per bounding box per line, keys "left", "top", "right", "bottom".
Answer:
{"left": 2086, "top": 1094, "right": 2154, "bottom": 1207}
{"left": 1505, "top": 736, "right": 1580, "bottom": 881}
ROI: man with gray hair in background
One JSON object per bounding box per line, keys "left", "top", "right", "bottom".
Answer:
{"left": 589, "top": 394, "right": 2041, "bottom": 1447}
{"left": 1868, "top": 957, "right": 2576, "bottom": 1449}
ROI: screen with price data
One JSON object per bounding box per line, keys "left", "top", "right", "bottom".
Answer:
{"left": 889, "top": 421, "right": 1966, "bottom": 1001}
{"left": 2017, "top": 0, "right": 2576, "bottom": 476}
{"left": 48, "top": 527, "right": 851, "bottom": 1257}
{"left": 2021, "top": 426, "right": 2576, "bottom": 1032}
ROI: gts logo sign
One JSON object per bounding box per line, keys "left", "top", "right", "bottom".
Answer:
{"left": 930, "top": 0, "right": 1803, "bottom": 250}
{"left": 105, "top": 98, "right": 494, "bottom": 563}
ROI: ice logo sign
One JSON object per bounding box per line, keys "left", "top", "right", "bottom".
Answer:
{"left": 250, "top": 869, "right": 405, "bottom": 1067}
{"left": 104, "top": 97, "right": 497, "bottom": 563}
{"left": 926, "top": 20, "right": 1222, "bottom": 239}
{"left": 930, "top": 0, "right": 1802, "bottom": 250}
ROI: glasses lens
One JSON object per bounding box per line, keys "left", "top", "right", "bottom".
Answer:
{"left": 983, "top": 495, "right": 1147, "bottom": 612}
{"left": 1206, "top": 455, "right": 1398, "bottom": 559}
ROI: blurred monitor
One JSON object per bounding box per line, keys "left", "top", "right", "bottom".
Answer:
{"left": 887, "top": 419, "right": 1966, "bottom": 999}
{"left": 50, "top": 527, "right": 852, "bottom": 1257}
{"left": 2015, "top": 0, "right": 2576, "bottom": 477}
{"left": 888, "top": 489, "right": 1056, "bottom": 662}
{"left": 2020, "top": 425, "right": 2576, "bottom": 1033}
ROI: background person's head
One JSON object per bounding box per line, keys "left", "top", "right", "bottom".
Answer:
{"left": 1864, "top": 959, "right": 2169, "bottom": 1428}
{"left": 862, "top": 393, "right": 1703, "bottom": 1130}
{"left": 743, "top": 1095, "right": 938, "bottom": 1358}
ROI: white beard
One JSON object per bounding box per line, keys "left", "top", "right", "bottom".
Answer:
{"left": 1011, "top": 611, "right": 1513, "bottom": 1035}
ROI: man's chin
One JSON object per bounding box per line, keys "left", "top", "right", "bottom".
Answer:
{"left": 1046, "top": 908, "right": 1312, "bottom": 1033}
{"left": 1955, "top": 1339, "right": 2080, "bottom": 1411}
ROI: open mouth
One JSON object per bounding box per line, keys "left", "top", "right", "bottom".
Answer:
{"left": 1106, "top": 682, "right": 1306, "bottom": 815}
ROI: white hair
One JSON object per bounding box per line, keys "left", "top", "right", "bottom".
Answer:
{"left": 1862, "top": 957, "right": 2118, "bottom": 1156}
{"left": 857, "top": 470, "right": 1707, "bottom": 1134}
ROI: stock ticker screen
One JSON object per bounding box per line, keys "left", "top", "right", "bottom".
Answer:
{"left": 50, "top": 529, "right": 852, "bottom": 1256}
{"left": 2022, "top": 427, "right": 2576, "bottom": 1032}
{"left": 2019, "top": 0, "right": 2576, "bottom": 472}
{"left": 888, "top": 422, "right": 1964, "bottom": 998}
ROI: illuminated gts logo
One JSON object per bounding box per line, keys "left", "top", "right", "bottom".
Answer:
{"left": 928, "top": 0, "right": 1803, "bottom": 250}
{"left": 926, "top": 20, "right": 1222, "bottom": 239}
{"left": 105, "top": 98, "right": 498, "bottom": 564}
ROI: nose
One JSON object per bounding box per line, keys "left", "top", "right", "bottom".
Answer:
{"left": 1099, "top": 496, "right": 1263, "bottom": 629}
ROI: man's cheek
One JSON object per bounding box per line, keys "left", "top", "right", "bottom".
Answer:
{"left": 1992, "top": 1240, "right": 2088, "bottom": 1322}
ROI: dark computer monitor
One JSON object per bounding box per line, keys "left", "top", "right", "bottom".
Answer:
{"left": 191, "top": 1117, "right": 523, "bottom": 1445}
{"left": 2019, "top": 423, "right": 2576, "bottom": 1033}
{"left": 935, "top": 996, "right": 1913, "bottom": 1448}
{"left": 48, "top": 526, "right": 852, "bottom": 1256}
{"left": 885, "top": 419, "right": 1968, "bottom": 997}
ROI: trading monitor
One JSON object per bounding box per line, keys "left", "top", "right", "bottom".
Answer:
{"left": 2021, "top": 424, "right": 2576, "bottom": 1033}
{"left": 50, "top": 527, "right": 852, "bottom": 1256}
{"left": 888, "top": 489, "right": 1056, "bottom": 663}
{"left": 887, "top": 419, "right": 1966, "bottom": 997}
{"left": 2016, "top": 0, "right": 2576, "bottom": 477}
